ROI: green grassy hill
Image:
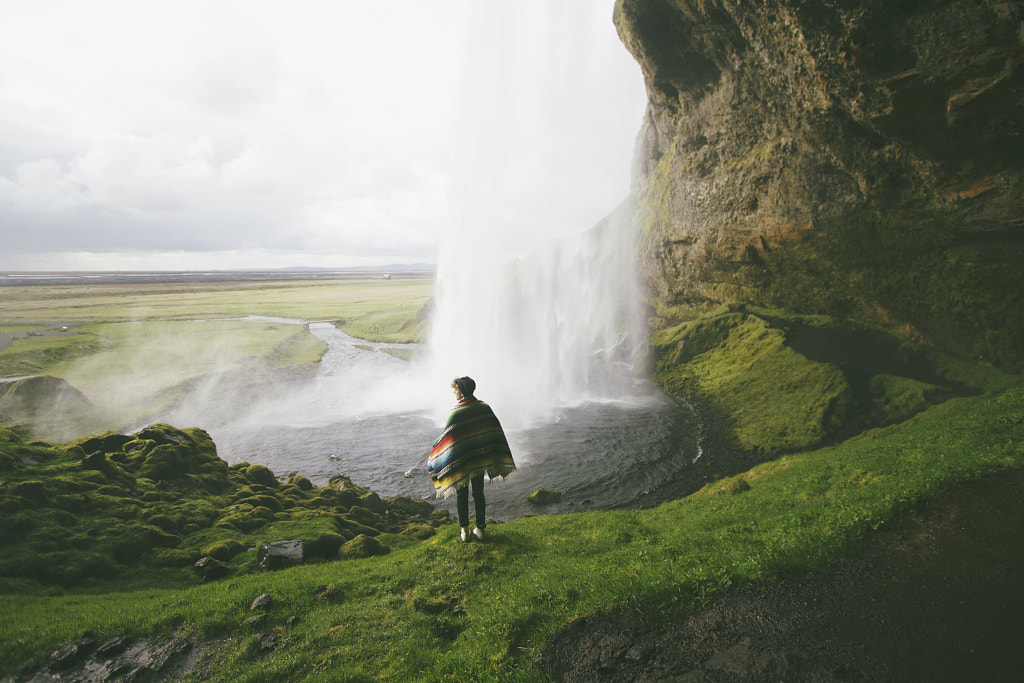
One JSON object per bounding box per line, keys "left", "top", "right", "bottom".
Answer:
{"left": 2, "top": 377, "right": 1021, "bottom": 681}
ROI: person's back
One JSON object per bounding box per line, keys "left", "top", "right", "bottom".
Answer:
{"left": 428, "top": 376, "right": 515, "bottom": 541}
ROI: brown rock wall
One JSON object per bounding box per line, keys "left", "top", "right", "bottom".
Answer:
{"left": 615, "top": 0, "right": 1024, "bottom": 370}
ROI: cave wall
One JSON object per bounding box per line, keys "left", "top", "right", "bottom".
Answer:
{"left": 614, "top": 0, "right": 1024, "bottom": 371}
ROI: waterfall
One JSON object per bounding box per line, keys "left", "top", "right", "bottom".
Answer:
{"left": 428, "top": 1, "right": 649, "bottom": 426}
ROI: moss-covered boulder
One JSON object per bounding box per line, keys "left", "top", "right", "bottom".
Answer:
{"left": 338, "top": 534, "right": 390, "bottom": 560}
{"left": 528, "top": 488, "right": 562, "bottom": 506}
{"left": 0, "top": 424, "right": 446, "bottom": 587}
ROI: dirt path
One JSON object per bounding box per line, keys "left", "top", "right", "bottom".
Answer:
{"left": 537, "top": 467, "right": 1024, "bottom": 682}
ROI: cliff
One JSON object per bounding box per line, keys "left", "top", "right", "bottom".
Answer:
{"left": 615, "top": 0, "right": 1024, "bottom": 372}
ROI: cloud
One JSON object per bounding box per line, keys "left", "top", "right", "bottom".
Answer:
{"left": 0, "top": 0, "right": 645, "bottom": 271}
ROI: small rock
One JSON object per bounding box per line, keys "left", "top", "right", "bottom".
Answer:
{"left": 404, "top": 467, "right": 421, "bottom": 478}
{"left": 258, "top": 540, "right": 303, "bottom": 569}
{"left": 250, "top": 593, "right": 273, "bottom": 611}
{"left": 47, "top": 636, "right": 96, "bottom": 671}
{"left": 245, "top": 614, "right": 267, "bottom": 627}
{"left": 338, "top": 534, "right": 390, "bottom": 559}
{"left": 257, "top": 631, "right": 277, "bottom": 651}
{"left": 286, "top": 615, "right": 300, "bottom": 628}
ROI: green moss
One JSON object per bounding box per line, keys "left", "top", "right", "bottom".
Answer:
{"left": 203, "top": 539, "right": 247, "bottom": 562}
{"left": 655, "top": 312, "right": 854, "bottom": 457}
{"left": 654, "top": 306, "right": 1019, "bottom": 459}
{"left": 244, "top": 464, "right": 279, "bottom": 488}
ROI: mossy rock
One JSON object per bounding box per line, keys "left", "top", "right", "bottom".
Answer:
{"left": 528, "top": 488, "right": 562, "bottom": 505}
{"left": 68, "top": 432, "right": 132, "bottom": 456}
{"left": 870, "top": 374, "right": 944, "bottom": 425}
{"left": 345, "top": 505, "right": 384, "bottom": 528}
{"left": 151, "top": 548, "right": 195, "bottom": 568}
{"left": 236, "top": 494, "right": 282, "bottom": 513}
{"left": 358, "top": 492, "right": 385, "bottom": 515}
{"left": 0, "top": 452, "right": 17, "bottom": 471}
{"left": 245, "top": 464, "right": 279, "bottom": 488}
{"left": 385, "top": 496, "right": 435, "bottom": 518}
{"left": 338, "top": 534, "right": 389, "bottom": 560}
{"left": 203, "top": 539, "right": 247, "bottom": 562}
{"left": 287, "top": 474, "right": 314, "bottom": 491}
{"left": 336, "top": 515, "right": 380, "bottom": 538}
{"left": 52, "top": 493, "right": 91, "bottom": 512}
{"left": 146, "top": 514, "right": 181, "bottom": 533}
{"left": 303, "top": 532, "right": 346, "bottom": 559}
{"left": 0, "top": 427, "right": 22, "bottom": 443}
{"left": 15, "top": 480, "right": 47, "bottom": 501}
{"left": 400, "top": 524, "right": 437, "bottom": 540}
{"left": 653, "top": 312, "right": 856, "bottom": 458}
{"left": 136, "top": 444, "right": 187, "bottom": 481}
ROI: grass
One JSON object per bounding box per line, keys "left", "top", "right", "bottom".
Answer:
{"left": 1, "top": 381, "right": 1022, "bottom": 680}
{"left": 2, "top": 279, "right": 1021, "bottom": 679}
{"left": 0, "top": 278, "right": 433, "bottom": 326}
{"left": 0, "top": 277, "right": 433, "bottom": 438}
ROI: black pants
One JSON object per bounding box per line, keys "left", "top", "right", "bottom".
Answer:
{"left": 456, "top": 474, "right": 486, "bottom": 528}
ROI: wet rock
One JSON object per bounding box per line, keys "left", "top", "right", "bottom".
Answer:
{"left": 403, "top": 467, "right": 422, "bottom": 478}
{"left": 258, "top": 540, "right": 303, "bottom": 569}
{"left": 528, "top": 488, "right": 561, "bottom": 505}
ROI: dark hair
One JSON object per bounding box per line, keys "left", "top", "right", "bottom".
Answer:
{"left": 455, "top": 376, "right": 476, "bottom": 399}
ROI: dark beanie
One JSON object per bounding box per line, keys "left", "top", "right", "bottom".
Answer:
{"left": 456, "top": 376, "right": 476, "bottom": 398}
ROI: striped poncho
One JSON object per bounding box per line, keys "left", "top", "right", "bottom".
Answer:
{"left": 428, "top": 398, "right": 516, "bottom": 499}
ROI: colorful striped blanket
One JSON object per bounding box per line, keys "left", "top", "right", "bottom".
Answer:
{"left": 428, "top": 399, "right": 516, "bottom": 499}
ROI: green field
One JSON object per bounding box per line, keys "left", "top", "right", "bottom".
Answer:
{"left": 0, "top": 277, "right": 433, "bottom": 438}
{"left": 0, "top": 277, "right": 433, "bottom": 327}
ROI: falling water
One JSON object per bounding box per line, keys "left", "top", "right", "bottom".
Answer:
{"left": 428, "top": 1, "right": 651, "bottom": 426}
{"left": 152, "top": 3, "right": 716, "bottom": 520}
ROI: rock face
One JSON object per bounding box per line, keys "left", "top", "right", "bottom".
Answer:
{"left": 615, "top": 0, "right": 1024, "bottom": 371}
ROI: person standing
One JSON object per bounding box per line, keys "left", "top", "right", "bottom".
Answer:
{"left": 428, "top": 376, "right": 516, "bottom": 542}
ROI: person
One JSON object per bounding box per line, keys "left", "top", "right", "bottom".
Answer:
{"left": 427, "top": 376, "right": 516, "bottom": 542}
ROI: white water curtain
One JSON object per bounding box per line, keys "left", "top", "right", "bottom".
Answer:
{"left": 428, "top": 1, "right": 648, "bottom": 426}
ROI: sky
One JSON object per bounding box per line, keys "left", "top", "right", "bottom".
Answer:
{"left": 0, "top": 0, "right": 647, "bottom": 271}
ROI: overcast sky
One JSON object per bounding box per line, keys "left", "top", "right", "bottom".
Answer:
{"left": 0, "top": 1, "right": 646, "bottom": 271}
